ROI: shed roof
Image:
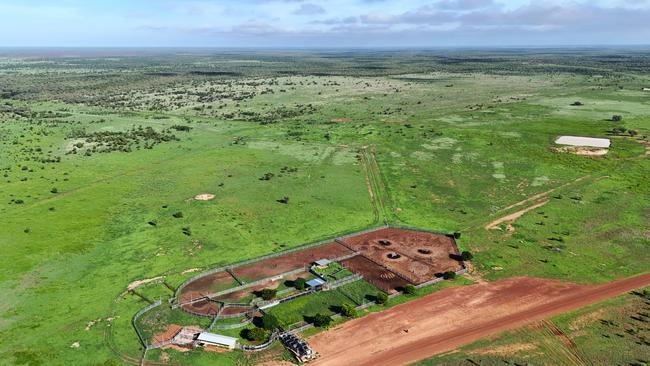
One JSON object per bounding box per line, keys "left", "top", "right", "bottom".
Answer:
{"left": 196, "top": 332, "right": 238, "bottom": 347}
{"left": 555, "top": 136, "right": 610, "bottom": 148}
{"left": 314, "top": 259, "right": 331, "bottom": 266}
{"left": 306, "top": 278, "right": 326, "bottom": 287}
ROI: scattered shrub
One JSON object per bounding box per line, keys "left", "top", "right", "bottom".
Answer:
{"left": 260, "top": 314, "right": 279, "bottom": 330}
{"left": 403, "top": 284, "right": 417, "bottom": 295}
{"left": 375, "top": 292, "right": 389, "bottom": 305}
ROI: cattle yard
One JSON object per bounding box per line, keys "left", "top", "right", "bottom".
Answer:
{"left": 176, "top": 226, "right": 464, "bottom": 316}
{"left": 132, "top": 225, "right": 466, "bottom": 359}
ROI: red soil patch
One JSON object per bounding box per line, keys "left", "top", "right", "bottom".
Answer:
{"left": 231, "top": 242, "right": 352, "bottom": 282}
{"left": 214, "top": 271, "right": 310, "bottom": 303}
{"left": 152, "top": 324, "right": 183, "bottom": 345}
{"left": 181, "top": 299, "right": 220, "bottom": 316}
{"left": 340, "top": 255, "right": 409, "bottom": 294}
{"left": 309, "top": 273, "right": 650, "bottom": 366}
{"left": 219, "top": 305, "right": 256, "bottom": 317}
{"left": 340, "top": 228, "right": 462, "bottom": 284}
{"left": 179, "top": 271, "right": 238, "bottom": 303}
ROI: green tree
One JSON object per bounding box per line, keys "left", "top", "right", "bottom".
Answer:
{"left": 258, "top": 288, "right": 277, "bottom": 300}
{"left": 460, "top": 251, "right": 473, "bottom": 261}
{"left": 241, "top": 328, "right": 267, "bottom": 341}
{"left": 442, "top": 271, "right": 457, "bottom": 280}
{"left": 312, "top": 313, "right": 332, "bottom": 327}
{"left": 375, "top": 292, "right": 389, "bottom": 305}
{"left": 403, "top": 284, "right": 417, "bottom": 295}
{"left": 341, "top": 303, "right": 357, "bottom": 317}
{"left": 260, "top": 314, "right": 279, "bottom": 330}
{"left": 294, "top": 278, "right": 306, "bottom": 290}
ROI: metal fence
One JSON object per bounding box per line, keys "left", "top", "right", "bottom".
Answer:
{"left": 173, "top": 225, "right": 378, "bottom": 301}
{"left": 326, "top": 273, "right": 363, "bottom": 290}
{"left": 132, "top": 300, "right": 163, "bottom": 349}
{"left": 238, "top": 331, "right": 280, "bottom": 351}
{"left": 175, "top": 266, "right": 308, "bottom": 308}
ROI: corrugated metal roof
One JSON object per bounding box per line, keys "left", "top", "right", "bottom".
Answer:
{"left": 555, "top": 136, "right": 610, "bottom": 148}
{"left": 315, "top": 259, "right": 331, "bottom": 266}
{"left": 306, "top": 278, "right": 326, "bottom": 287}
{"left": 196, "top": 332, "right": 238, "bottom": 347}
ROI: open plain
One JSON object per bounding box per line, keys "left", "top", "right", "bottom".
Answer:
{"left": 1, "top": 48, "right": 649, "bottom": 366}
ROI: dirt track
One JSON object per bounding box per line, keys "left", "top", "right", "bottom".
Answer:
{"left": 309, "top": 273, "right": 650, "bottom": 366}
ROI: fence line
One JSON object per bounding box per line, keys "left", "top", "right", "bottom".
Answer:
{"left": 211, "top": 317, "right": 254, "bottom": 330}
{"left": 238, "top": 331, "right": 280, "bottom": 351}
{"left": 326, "top": 273, "right": 363, "bottom": 290}
{"left": 173, "top": 225, "right": 384, "bottom": 301}
{"left": 175, "top": 266, "right": 308, "bottom": 308}
{"left": 132, "top": 300, "right": 163, "bottom": 349}
{"left": 388, "top": 224, "right": 456, "bottom": 237}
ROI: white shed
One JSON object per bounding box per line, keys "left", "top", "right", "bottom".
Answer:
{"left": 555, "top": 136, "right": 611, "bottom": 148}
{"left": 314, "top": 259, "right": 331, "bottom": 268}
{"left": 195, "top": 332, "right": 238, "bottom": 349}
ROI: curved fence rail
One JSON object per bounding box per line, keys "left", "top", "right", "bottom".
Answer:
{"left": 211, "top": 317, "right": 253, "bottom": 330}
{"left": 173, "top": 225, "right": 388, "bottom": 302}
{"left": 132, "top": 300, "right": 162, "bottom": 350}
{"left": 238, "top": 331, "right": 280, "bottom": 351}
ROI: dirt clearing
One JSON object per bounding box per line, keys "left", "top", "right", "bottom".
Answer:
{"left": 231, "top": 242, "right": 352, "bottom": 282}
{"left": 485, "top": 200, "right": 549, "bottom": 230}
{"left": 340, "top": 228, "right": 463, "bottom": 284}
{"left": 308, "top": 272, "right": 650, "bottom": 366}
{"left": 194, "top": 193, "right": 215, "bottom": 201}
{"left": 127, "top": 276, "right": 164, "bottom": 291}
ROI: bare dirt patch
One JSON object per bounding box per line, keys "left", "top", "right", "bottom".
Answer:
{"left": 231, "top": 242, "right": 352, "bottom": 282}
{"left": 331, "top": 118, "right": 352, "bottom": 123}
{"left": 214, "top": 271, "right": 310, "bottom": 303}
{"left": 553, "top": 146, "right": 608, "bottom": 156}
{"left": 485, "top": 200, "right": 549, "bottom": 230}
{"left": 340, "top": 228, "right": 463, "bottom": 284}
{"left": 152, "top": 324, "right": 183, "bottom": 345}
{"left": 496, "top": 175, "right": 589, "bottom": 214}
{"left": 470, "top": 342, "right": 537, "bottom": 356}
{"left": 308, "top": 273, "right": 650, "bottom": 366}
{"left": 127, "top": 276, "right": 164, "bottom": 291}
{"left": 340, "top": 255, "right": 409, "bottom": 294}
{"left": 179, "top": 271, "right": 238, "bottom": 303}
{"left": 569, "top": 308, "right": 607, "bottom": 331}
{"left": 181, "top": 267, "right": 202, "bottom": 275}
{"left": 194, "top": 193, "right": 215, "bottom": 201}
{"left": 182, "top": 299, "right": 220, "bottom": 316}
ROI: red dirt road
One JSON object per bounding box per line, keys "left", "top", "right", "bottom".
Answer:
{"left": 309, "top": 273, "right": 650, "bottom": 366}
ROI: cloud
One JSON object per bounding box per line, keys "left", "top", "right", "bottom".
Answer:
{"left": 435, "top": 0, "right": 495, "bottom": 10}
{"left": 292, "top": 3, "right": 326, "bottom": 15}
{"left": 2, "top": 0, "right": 650, "bottom": 47}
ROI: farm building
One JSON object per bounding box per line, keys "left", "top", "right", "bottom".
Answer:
{"left": 314, "top": 259, "right": 331, "bottom": 268}
{"left": 306, "top": 278, "right": 326, "bottom": 288}
{"left": 555, "top": 136, "right": 611, "bottom": 148}
{"left": 280, "top": 332, "right": 315, "bottom": 362}
{"left": 195, "top": 332, "right": 238, "bottom": 349}
{"left": 172, "top": 326, "right": 203, "bottom": 346}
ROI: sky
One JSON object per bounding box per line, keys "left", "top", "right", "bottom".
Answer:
{"left": 1, "top": 0, "right": 650, "bottom": 47}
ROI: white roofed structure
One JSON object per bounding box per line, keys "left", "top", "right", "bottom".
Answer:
{"left": 555, "top": 136, "right": 611, "bottom": 148}
{"left": 306, "top": 278, "right": 326, "bottom": 287}
{"left": 314, "top": 259, "right": 331, "bottom": 267}
{"left": 195, "top": 332, "right": 238, "bottom": 349}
